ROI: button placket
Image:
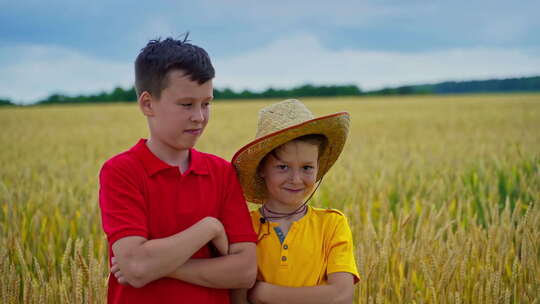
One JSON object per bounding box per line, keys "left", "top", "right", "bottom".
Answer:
{"left": 279, "top": 229, "right": 292, "bottom": 266}
{"left": 279, "top": 237, "right": 288, "bottom": 265}
{"left": 280, "top": 244, "right": 289, "bottom": 265}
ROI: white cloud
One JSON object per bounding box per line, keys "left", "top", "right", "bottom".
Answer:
{"left": 214, "top": 34, "right": 540, "bottom": 91}
{"left": 0, "top": 44, "right": 133, "bottom": 104}
{"left": 2, "top": 35, "right": 539, "bottom": 105}
{"left": 197, "top": 0, "right": 415, "bottom": 28}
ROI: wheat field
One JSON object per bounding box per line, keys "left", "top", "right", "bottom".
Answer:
{"left": 1, "top": 94, "right": 539, "bottom": 303}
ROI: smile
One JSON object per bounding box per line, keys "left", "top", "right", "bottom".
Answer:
{"left": 283, "top": 188, "right": 304, "bottom": 193}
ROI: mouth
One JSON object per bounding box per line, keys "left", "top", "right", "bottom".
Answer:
{"left": 184, "top": 128, "right": 203, "bottom": 135}
{"left": 283, "top": 188, "right": 304, "bottom": 193}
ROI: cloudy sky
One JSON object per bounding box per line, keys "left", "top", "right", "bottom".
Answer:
{"left": 1, "top": 0, "right": 539, "bottom": 104}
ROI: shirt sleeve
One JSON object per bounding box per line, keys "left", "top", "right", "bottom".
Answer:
{"left": 326, "top": 214, "right": 360, "bottom": 283}
{"left": 99, "top": 160, "right": 149, "bottom": 247}
{"left": 218, "top": 164, "right": 257, "bottom": 244}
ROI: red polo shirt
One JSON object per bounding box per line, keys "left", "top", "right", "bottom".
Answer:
{"left": 99, "top": 139, "right": 256, "bottom": 304}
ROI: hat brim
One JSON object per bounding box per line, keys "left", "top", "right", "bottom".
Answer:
{"left": 232, "top": 112, "right": 350, "bottom": 204}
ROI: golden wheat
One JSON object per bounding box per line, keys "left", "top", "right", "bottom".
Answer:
{"left": 1, "top": 94, "right": 539, "bottom": 303}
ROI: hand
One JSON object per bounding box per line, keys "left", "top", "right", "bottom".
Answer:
{"left": 111, "top": 257, "right": 129, "bottom": 286}
{"left": 248, "top": 281, "right": 270, "bottom": 304}
{"left": 203, "top": 217, "right": 229, "bottom": 256}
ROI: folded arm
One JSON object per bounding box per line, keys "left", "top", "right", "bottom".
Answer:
{"left": 230, "top": 289, "right": 250, "bottom": 304}
{"left": 111, "top": 216, "right": 227, "bottom": 288}
{"left": 167, "top": 242, "right": 257, "bottom": 289}
{"left": 248, "top": 272, "right": 354, "bottom": 304}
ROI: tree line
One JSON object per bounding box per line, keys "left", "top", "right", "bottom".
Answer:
{"left": 1, "top": 76, "right": 539, "bottom": 106}
{"left": 33, "top": 84, "right": 363, "bottom": 105}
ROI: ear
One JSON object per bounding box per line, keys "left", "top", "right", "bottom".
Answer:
{"left": 138, "top": 91, "right": 155, "bottom": 117}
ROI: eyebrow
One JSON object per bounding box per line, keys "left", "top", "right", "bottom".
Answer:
{"left": 271, "top": 157, "right": 316, "bottom": 166}
{"left": 176, "top": 96, "right": 214, "bottom": 103}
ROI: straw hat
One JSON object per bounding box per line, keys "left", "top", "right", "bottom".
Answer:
{"left": 232, "top": 99, "right": 350, "bottom": 204}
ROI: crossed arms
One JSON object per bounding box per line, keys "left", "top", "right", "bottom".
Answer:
{"left": 111, "top": 216, "right": 256, "bottom": 289}
{"left": 100, "top": 158, "right": 257, "bottom": 290}
{"left": 231, "top": 272, "right": 354, "bottom": 304}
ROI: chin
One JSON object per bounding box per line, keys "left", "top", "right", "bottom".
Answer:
{"left": 173, "top": 139, "right": 198, "bottom": 150}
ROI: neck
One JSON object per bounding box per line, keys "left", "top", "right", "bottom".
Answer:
{"left": 146, "top": 137, "right": 190, "bottom": 172}
{"left": 262, "top": 200, "right": 307, "bottom": 222}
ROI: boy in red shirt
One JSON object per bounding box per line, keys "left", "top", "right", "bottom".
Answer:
{"left": 99, "top": 36, "right": 257, "bottom": 303}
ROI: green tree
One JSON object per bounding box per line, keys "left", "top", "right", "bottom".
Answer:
{"left": 0, "top": 98, "right": 14, "bottom": 106}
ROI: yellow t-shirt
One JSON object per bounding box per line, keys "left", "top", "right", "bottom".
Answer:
{"left": 250, "top": 206, "right": 360, "bottom": 287}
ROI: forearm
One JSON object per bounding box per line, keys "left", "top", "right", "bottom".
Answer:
{"left": 253, "top": 282, "right": 352, "bottom": 304}
{"left": 230, "top": 289, "right": 249, "bottom": 304}
{"left": 167, "top": 243, "right": 256, "bottom": 289}
{"left": 113, "top": 217, "right": 219, "bottom": 287}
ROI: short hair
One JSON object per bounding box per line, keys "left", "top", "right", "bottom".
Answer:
{"left": 293, "top": 134, "right": 327, "bottom": 153}
{"left": 134, "top": 34, "right": 215, "bottom": 99}
{"left": 260, "top": 134, "right": 328, "bottom": 168}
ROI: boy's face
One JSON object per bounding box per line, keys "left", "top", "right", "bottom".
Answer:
{"left": 145, "top": 70, "right": 213, "bottom": 151}
{"left": 259, "top": 141, "right": 319, "bottom": 209}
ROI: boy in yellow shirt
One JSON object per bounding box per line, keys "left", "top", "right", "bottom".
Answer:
{"left": 232, "top": 99, "right": 359, "bottom": 304}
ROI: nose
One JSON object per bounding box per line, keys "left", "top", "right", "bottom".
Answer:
{"left": 288, "top": 169, "right": 302, "bottom": 184}
{"left": 190, "top": 106, "right": 205, "bottom": 123}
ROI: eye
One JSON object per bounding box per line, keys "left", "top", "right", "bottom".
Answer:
{"left": 303, "top": 165, "right": 315, "bottom": 171}
{"left": 276, "top": 164, "right": 288, "bottom": 170}
{"left": 202, "top": 102, "right": 211, "bottom": 108}
{"left": 177, "top": 102, "right": 192, "bottom": 107}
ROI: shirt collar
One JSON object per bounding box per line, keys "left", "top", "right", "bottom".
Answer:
{"left": 131, "top": 139, "right": 209, "bottom": 176}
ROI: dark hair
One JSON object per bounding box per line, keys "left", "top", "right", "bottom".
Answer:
{"left": 293, "top": 134, "right": 327, "bottom": 152}
{"left": 260, "top": 134, "right": 328, "bottom": 168}
{"left": 134, "top": 33, "right": 215, "bottom": 99}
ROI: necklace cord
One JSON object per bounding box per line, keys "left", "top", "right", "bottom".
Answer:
{"left": 260, "top": 176, "right": 324, "bottom": 221}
